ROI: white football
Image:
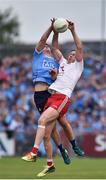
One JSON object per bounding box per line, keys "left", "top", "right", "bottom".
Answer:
{"left": 53, "top": 18, "right": 68, "bottom": 33}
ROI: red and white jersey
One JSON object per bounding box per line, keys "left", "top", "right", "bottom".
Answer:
{"left": 49, "top": 57, "right": 84, "bottom": 98}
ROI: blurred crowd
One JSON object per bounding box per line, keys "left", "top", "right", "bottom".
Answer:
{"left": 0, "top": 50, "right": 106, "bottom": 155}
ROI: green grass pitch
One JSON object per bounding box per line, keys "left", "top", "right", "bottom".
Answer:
{"left": 0, "top": 156, "right": 106, "bottom": 179}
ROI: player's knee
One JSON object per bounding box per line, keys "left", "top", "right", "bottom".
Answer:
{"left": 38, "top": 116, "right": 46, "bottom": 126}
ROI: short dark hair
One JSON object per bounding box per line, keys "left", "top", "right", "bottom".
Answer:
{"left": 70, "top": 49, "right": 76, "bottom": 52}
{"left": 45, "top": 43, "right": 49, "bottom": 46}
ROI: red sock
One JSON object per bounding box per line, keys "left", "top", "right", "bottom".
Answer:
{"left": 31, "top": 147, "right": 38, "bottom": 155}
{"left": 47, "top": 161, "right": 53, "bottom": 167}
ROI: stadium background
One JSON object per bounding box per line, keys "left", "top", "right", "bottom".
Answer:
{"left": 0, "top": 0, "right": 106, "bottom": 179}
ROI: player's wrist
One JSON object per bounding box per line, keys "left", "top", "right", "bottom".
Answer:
{"left": 49, "top": 25, "right": 53, "bottom": 32}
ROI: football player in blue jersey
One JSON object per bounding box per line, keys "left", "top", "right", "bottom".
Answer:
{"left": 22, "top": 22, "right": 70, "bottom": 167}
{"left": 22, "top": 19, "right": 84, "bottom": 176}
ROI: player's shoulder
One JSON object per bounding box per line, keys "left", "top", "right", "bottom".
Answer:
{"left": 75, "top": 59, "right": 84, "bottom": 65}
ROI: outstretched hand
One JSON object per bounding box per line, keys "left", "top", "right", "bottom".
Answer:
{"left": 51, "top": 18, "right": 56, "bottom": 24}
{"left": 50, "top": 18, "right": 58, "bottom": 33}
{"left": 67, "top": 20, "right": 75, "bottom": 31}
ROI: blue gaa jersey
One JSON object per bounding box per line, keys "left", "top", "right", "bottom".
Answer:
{"left": 32, "top": 49, "right": 59, "bottom": 85}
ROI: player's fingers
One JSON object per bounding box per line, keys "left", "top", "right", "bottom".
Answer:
{"left": 66, "top": 19, "right": 70, "bottom": 23}
{"left": 67, "top": 20, "right": 74, "bottom": 25}
{"left": 51, "top": 17, "right": 55, "bottom": 22}
{"left": 50, "top": 18, "right": 53, "bottom": 22}
{"left": 70, "top": 22, "right": 74, "bottom": 25}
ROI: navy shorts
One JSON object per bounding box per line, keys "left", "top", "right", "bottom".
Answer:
{"left": 34, "top": 90, "right": 51, "bottom": 113}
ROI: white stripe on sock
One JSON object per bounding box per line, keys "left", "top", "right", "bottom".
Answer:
{"left": 34, "top": 144, "right": 39, "bottom": 149}
{"left": 47, "top": 159, "right": 53, "bottom": 162}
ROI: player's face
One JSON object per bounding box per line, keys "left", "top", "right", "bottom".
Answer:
{"left": 43, "top": 45, "right": 52, "bottom": 56}
{"left": 67, "top": 50, "right": 76, "bottom": 63}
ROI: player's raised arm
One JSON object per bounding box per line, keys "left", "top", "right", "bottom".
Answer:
{"left": 68, "top": 21, "right": 83, "bottom": 62}
{"left": 51, "top": 31, "right": 63, "bottom": 62}
{"left": 35, "top": 23, "right": 53, "bottom": 52}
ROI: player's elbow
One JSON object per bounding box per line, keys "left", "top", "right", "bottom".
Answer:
{"left": 77, "top": 46, "right": 83, "bottom": 52}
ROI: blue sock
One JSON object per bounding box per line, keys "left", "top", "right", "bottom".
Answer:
{"left": 58, "top": 144, "right": 64, "bottom": 152}
{"left": 70, "top": 139, "right": 76, "bottom": 148}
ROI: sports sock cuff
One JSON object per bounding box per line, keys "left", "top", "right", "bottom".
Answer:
{"left": 58, "top": 144, "right": 64, "bottom": 151}
{"left": 47, "top": 159, "right": 54, "bottom": 167}
{"left": 32, "top": 147, "right": 38, "bottom": 154}
{"left": 70, "top": 139, "right": 76, "bottom": 147}
{"left": 47, "top": 159, "right": 53, "bottom": 162}
{"left": 34, "top": 144, "right": 39, "bottom": 149}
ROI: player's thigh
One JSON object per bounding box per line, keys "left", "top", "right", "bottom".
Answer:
{"left": 38, "top": 107, "right": 59, "bottom": 125}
